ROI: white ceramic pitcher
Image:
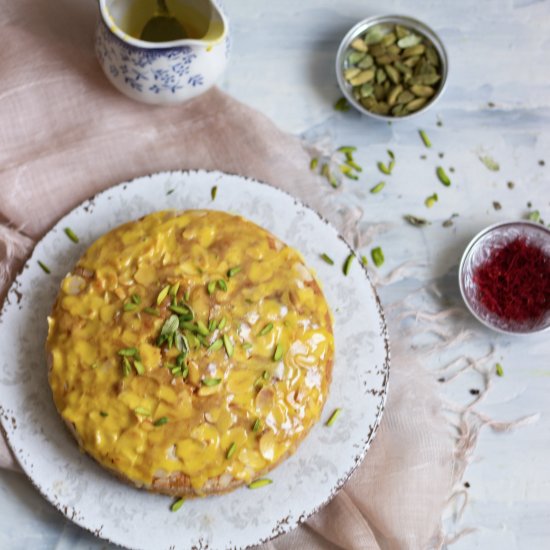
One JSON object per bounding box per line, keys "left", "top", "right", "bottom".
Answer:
{"left": 96, "top": 0, "right": 229, "bottom": 105}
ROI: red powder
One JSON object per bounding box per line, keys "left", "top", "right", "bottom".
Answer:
{"left": 473, "top": 237, "right": 550, "bottom": 323}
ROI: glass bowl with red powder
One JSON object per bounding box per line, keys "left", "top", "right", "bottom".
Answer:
{"left": 459, "top": 221, "right": 550, "bottom": 334}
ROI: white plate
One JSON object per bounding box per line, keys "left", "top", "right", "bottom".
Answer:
{"left": 0, "top": 171, "right": 389, "bottom": 550}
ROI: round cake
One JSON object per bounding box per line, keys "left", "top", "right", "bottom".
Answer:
{"left": 47, "top": 210, "right": 334, "bottom": 496}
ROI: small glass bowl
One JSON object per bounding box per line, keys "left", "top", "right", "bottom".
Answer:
{"left": 335, "top": 14, "right": 448, "bottom": 121}
{"left": 459, "top": 221, "right": 550, "bottom": 335}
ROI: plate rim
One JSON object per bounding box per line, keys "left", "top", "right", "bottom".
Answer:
{"left": 0, "top": 169, "right": 390, "bottom": 549}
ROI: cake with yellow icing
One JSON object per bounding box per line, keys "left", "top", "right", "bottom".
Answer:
{"left": 46, "top": 210, "right": 334, "bottom": 496}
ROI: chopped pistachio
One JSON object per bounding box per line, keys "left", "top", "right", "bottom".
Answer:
{"left": 122, "top": 357, "right": 132, "bottom": 377}
{"left": 371, "top": 247, "right": 385, "bottom": 267}
{"left": 217, "top": 279, "right": 228, "bottom": 291}
{"left": 118, "top": 347, "right": 138, "bottom": 357}
{"left": 259, "top": 322, "right": 274, "bottom": 336}
{"left": 273, "top": 343, "right": 284, "bottom": 362}
{"left": 131, "top": 293, "right": 141, "bottom": 305}
{"left": 248, "top": 478, "right": 273, "bottom": 489}
{"left": 169, "top": 282, "right": 180, "bottom": 297}
{"left": 496, "top": 363, "right": 504, "bottom": 377}
{"left": 170, "top": 498, "right": 185, "bottom": 512}
{"left": 528, "top": 210, "right": 540, "bottom": 222}
{"left": 337, "top": 146, "right": 357, "bottom": 154}
{"left": 166, "top": 189, "right": 175, "bottom": 195}
{"left": 156, "top": 284, "right": 171, "bottom": 305}
{"left": 99, "top": 411, "right": 108, "bottom": 417}
{"left": 425, "top": 193, "right": 438, "bottom": 208}
{"left": 334, "top": 97, "right": 350, "bottom": 111}
{"left": 252, "top": 418, "right": 261, "bottom": 432}
{"left": 227, "top": 266, "right": 241, "bottom": 277}
{"left": 123, "top": 302, "right": 137, "bottom": 312}
{"left": 370, "top": 181, "right": 385, "bottom": 194}
{"left": 404, "top": 214, "right": 430, "bottom": 227}
{"left": 310, "top": 157, "right": 319, "bottom": 171}
{"left": 361, "top": 255, "right": 368, "bottom": 266}
{"left": 208, "top": 318, "right": 218, "bottom": 332}
{"left": 377, "top": 161, "right": 392, "bottom": 175}
{"left": 134, "top": 407, "right": 150, "bottom": 417}
{"left": 211, "top": 186, "right": 218, "bottom": 200}
{"left": 343, "top": 253, "right": 354, "bottom": 275}
{"left": 143, "top": 307, "right": 160, "bottom": 316}
{"left": 436, "top": 166, "right": 451, "bottom": 186}
{"left": 223, "top": 334, "right": 234, "bottom": 357}
{"left": 64, "top": 227, "right": 79, "bottom": 243}
{"left": 154, "top": 417, "right": 169, "bottom": 426}
{"left": 207, "top": 280, "right": 217, "bottom": 295}
{"left": 170, "top": 304, "right": 191, "bottom": 315}
{"left": 226, "top": 442, "right": 237, "bottom": 459}
{"left": 218, "top": 317, "right": 227, "bottom": 331}
{"left": 419, "top": 129, "right": 432, "bottom": 148}
{"left": 133, "top": 361, "right": 145, "bottom": 375}
{"left": 325, "top": 408, "right": 342, "bottom": 427}
{"left": 345, "top": 159, "right": 363, "bottom": 172}
{"left": 202, "top": 377, "right": 222, "bottom": 387}
{"left": 242, "top": 342, "right": 253, "bottom": 350}
{"left": 208, "top": 338, "right": 223, "bottom": 352}
{"left": 387, "top": 149, "right": 395, "bottom": 160}
{"left": 320, "top": 253, "right": 335, "bottom": 265}
{"left": 38, "top": 261, "right": 51, "bottom": 274}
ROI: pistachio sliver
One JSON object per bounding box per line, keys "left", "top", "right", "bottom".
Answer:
{"left": 227, "top": 266, "right": 241, "bottom": 277}
{"left": 208, "top": 338, "right": 223, "bottom": 352}
{"left": 38, "top": 261, "right": 51, "bottom": 274}
{"left": 248, "top": 478, "right": 273, "bottom": 489}
{"left": 222, "top": 334, "right": 234, "bottom": 357}
{"left": 273, "top": 343, "right": 284, "bottom": 362}
{"left": 64, "top": 227, "right": 79, "bottom": 244}
{"left": 154, "top": 417, "right": 169, "bottom": 427}
{"left": 310, "top": 157, "right": 318, "bottom": 171}
{"left": 170, "top": 498, "right": 185, "bottom": 512}
{"left": 343, "top": 253, "right": 354, "bottom": 276}
{"left": 371, "top": 246, "right": 385, "bottom": 267}
{"left": 252, "top": 418, "right": 261, "bottom": 432}
{"left": 217, "top": 279, "right": 228, "bottom": 291}
{"left": 122, "top": 357, "right": 132, "bottom": 377}
{"left": 118, "top": 347, "right": 138, "bottom": 357}
{"left": 337, "top": 146, "right": 357, "bottom": 154}
{"left": 325, "top": 408, "right": 342, "bottom": 427}
{"left": 156, "top": 284, "right": 171, "bottom": 305}
{"left": 134, "top": 407, "right": 150, "bottom": 417}
{"left": 133, "top": 361, "right": 145, "bottom": 375}
{"left": 211, "top": 186, "right": 218, "bottom": 200}
{"left": 436, "top": 166, "right": 451, "bottom": 186}
{"left": 370, "top": 181, "right": 385, "bottom": 194}
{"left": 143, "top": 307, "right": 160, "bottom": 316}
{"left": 334, "top": 97, "right": 350, "bottom": 112}
{"left": 226, "top": 442, "right": 237, "bottom": 459}
{"left": 377, "top": 161, "right": 391, "bottom": 175}
{"left": 424, "top": 193, "right": 438, "bottom": 208}
{"left": 207, "top": 280, "right": 216, "bottom": 295}
{"left": 320, "top": 253, "right": 334, "bottom": 265}
{"left": 404, "top": 215, "right": 430, "bottom": 227}
{"left": 131, "top": 293, "right": 141, "bottom": 305}
{"left": 123, "top": 302, "right": 137, "bottom": 312}
{"left": 419, "top": 130, "right": 432, "bottom": 148}
{"left": 202, "top": 377, "right": 222, "bottom": 387}
{"left": 496, "top": 363, "right": 504, "bottom": 377}
{"left": 258, "top": 322, "right": 274, "bottom": 336}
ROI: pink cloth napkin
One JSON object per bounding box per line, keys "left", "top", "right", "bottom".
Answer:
{"left": 0, "top": 1, "right": 455, "bottom": 548}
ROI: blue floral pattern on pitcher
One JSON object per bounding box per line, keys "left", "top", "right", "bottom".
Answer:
{"left": 95, "top": 0, "right": 230, "bottom": 105}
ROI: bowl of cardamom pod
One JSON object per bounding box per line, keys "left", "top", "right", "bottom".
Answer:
{"left": 336, "top": 15, "right": 448, "bottom": 119}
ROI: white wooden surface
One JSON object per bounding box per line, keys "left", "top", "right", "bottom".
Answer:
{"left": 1, "top": 1, "right": 549, "bottom": 548}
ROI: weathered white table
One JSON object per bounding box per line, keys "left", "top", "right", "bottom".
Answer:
{"left": 1, "top": 1, "right": 549, "bottom": 548}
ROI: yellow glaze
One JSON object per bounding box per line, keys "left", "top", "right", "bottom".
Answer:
{"left": 47, "top": 210, "right": 334, "bottom": 495}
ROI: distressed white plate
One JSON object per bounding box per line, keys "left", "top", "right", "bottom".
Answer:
{"left": 0, "top": 171, "right": 389, "bottom": 550}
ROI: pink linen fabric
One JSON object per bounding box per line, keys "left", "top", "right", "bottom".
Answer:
{"left": 0, "top": 1, "right": 455, "bottom": 548}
